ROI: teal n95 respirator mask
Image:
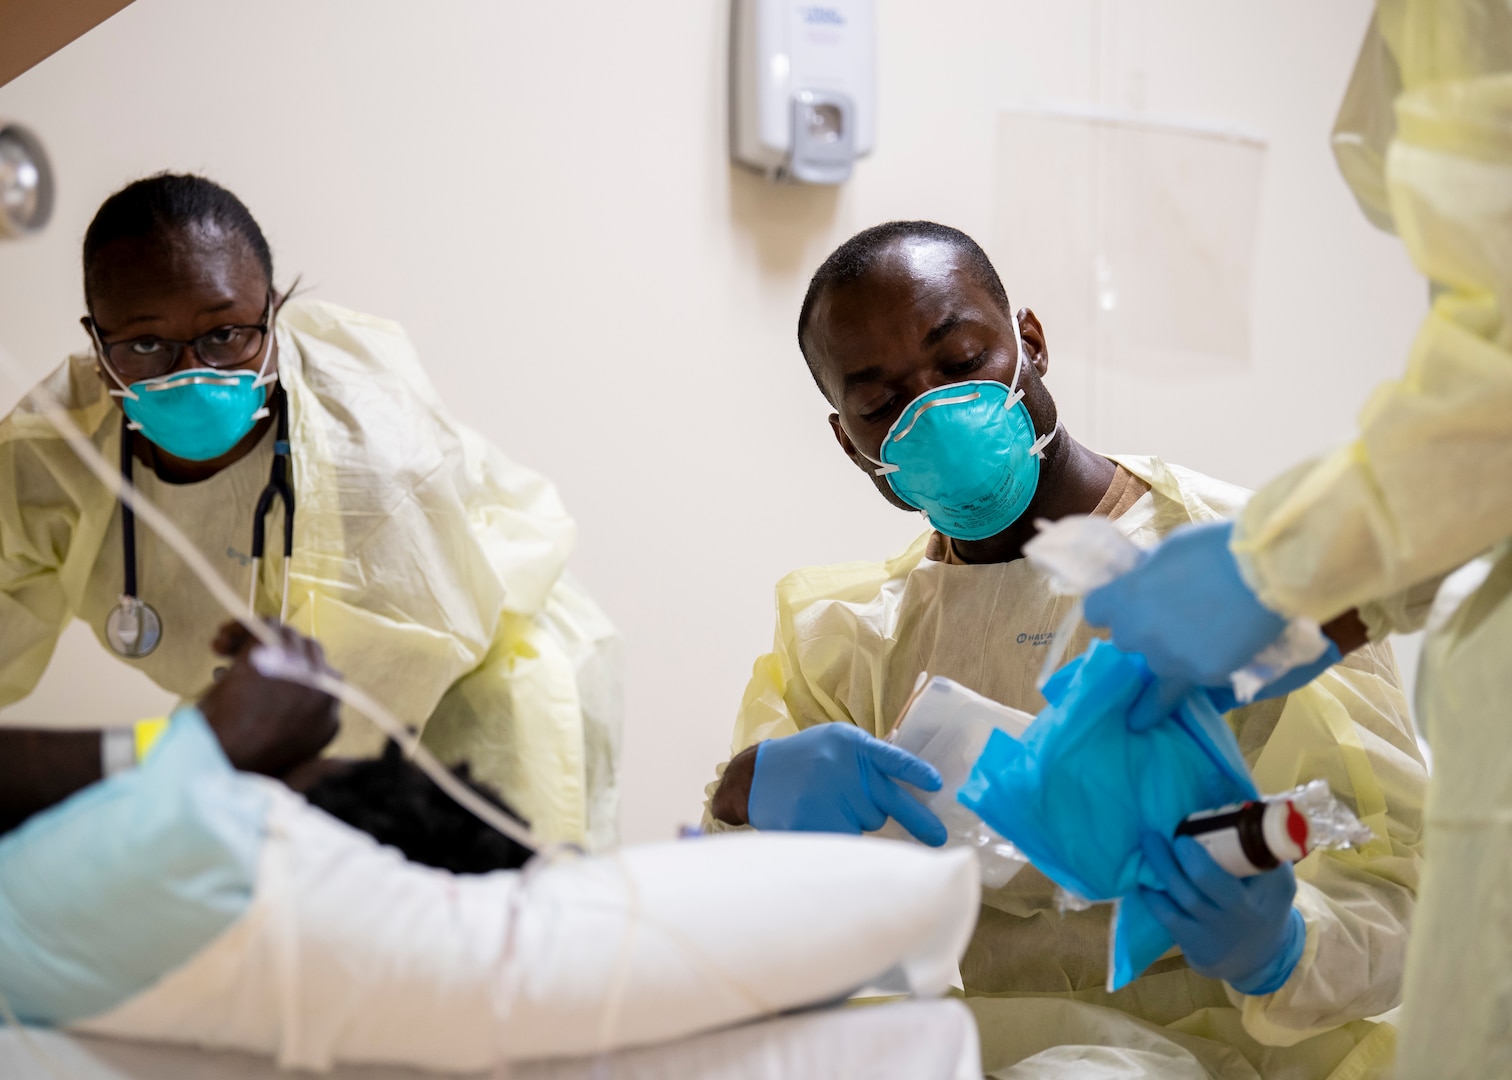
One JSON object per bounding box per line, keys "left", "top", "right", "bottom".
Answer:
{"left": 94, "top": 311, "right": 277, "bottom": 463}
{"left": 867, "top": 314, "right": 1057, "bottom": 541}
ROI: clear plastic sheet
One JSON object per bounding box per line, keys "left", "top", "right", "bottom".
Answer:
{"left": 992, "top": 105, "right": 1267, "bottom": 378}
{"left": 1286, "top": 778, "right": 1375, "bottom": 854}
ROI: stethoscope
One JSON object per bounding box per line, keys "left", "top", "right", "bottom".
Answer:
{"left": 104, "top": 385, "right": 296, "bottom": 659}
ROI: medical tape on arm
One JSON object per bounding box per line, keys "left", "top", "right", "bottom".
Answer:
{"left": 100, "top": 717, "right": 173, "bottom": 778}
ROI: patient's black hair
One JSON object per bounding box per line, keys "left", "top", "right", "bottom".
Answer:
{"left": 83, "top": 173, "right": 273, "bottom": 303}
{"left": 304, "top": 741, "right": 533, "bottom": 875}
{"left": 796, "top": 221, "right": 1011, "bottom": 401}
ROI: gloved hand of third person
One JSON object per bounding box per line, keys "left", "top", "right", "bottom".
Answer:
{"left": 746, "top": 724, "right": 948, "bottom": 846}
{"left": 1202, "top": 639, "right": 1343, "bottom": 716}
{"left": 1137, "top": 830, "right": 1305, "bottom": 996}
{"left": 1084, "top": 521, "right": 1290, "bottom": 729}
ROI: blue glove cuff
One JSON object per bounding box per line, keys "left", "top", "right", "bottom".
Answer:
{"left": 1228, "top": 908, "right": 1306, "bottom": 996}
{"left": 746, "top": 740, "right": 781, "bottom": 831}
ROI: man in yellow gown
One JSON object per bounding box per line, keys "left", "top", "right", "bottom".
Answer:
{"left": 703, "top": 217, "right": 1426, "bottom": 1079}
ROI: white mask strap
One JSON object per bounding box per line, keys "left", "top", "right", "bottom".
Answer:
{"left": 857, "top": 441, "right": 897, "bottom": 476}
{"left": 1029, "top": 421, "right": 1060, "bottom": 458}
{"left": 1008, "top": 311, "right": 1028, "bottom": 394}
{"left": 89, "top": 323, "right": 140, "bottom": 402}
{"left": 1006, "top": 310, "right": 1056, "bottom": 458}
{"left": 251, "top": 295, "right": 280, "bottom": 389}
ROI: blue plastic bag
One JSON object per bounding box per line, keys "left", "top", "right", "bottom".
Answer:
{"left": 957, "top": 639, "right": 1257, "bottom": 990}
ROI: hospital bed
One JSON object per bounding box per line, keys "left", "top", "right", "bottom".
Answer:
{"left": 3, "top": 999, "right": 981, "bottom": 1079}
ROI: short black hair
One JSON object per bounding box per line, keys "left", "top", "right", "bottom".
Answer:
{"left": 83, "top": 173, "right": 273, "bottom": 303}
{"left": 796, "top": 221, "right": 1011, "bottom": 399}
{"left": 304, "top": 741, "right": 533, "bottom": 875}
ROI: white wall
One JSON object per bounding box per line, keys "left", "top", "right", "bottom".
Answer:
{"left": 0, "top": 1, "right": 1425, "bottom": 842}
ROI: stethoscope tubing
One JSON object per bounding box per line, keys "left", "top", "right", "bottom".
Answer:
{"left": 113, "top": 385, "right": 294, "bottom": 652}
{"left": 119, "top": 418, "right": 142, "bottom": 600}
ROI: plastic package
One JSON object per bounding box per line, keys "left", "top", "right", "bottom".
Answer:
{"left": 1023, "top": 514, "right": 1329, "bottom": 703}
{"left": 1288, "top": 778, "right": 1375, "bottom": 851}
{"left": 874, "top": 674, "right": 1032, "bottom": 889}
{"left": 957, "top": 639, "right": 1259, "bottom": 990}
{"left": 1178, "top": 780, "right": 1373, "bottom": 878}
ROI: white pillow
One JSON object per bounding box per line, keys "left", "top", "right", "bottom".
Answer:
{"left": 76, "top": 784, "right": 979, "bottom": 1073}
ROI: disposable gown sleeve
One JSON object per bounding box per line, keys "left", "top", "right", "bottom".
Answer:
{"left": 1356, "top": 574, "right": 1447, "bottom": 640}
{"left": 276, "top": 302, "right": 622, "bottom": 848}
{"left": 421, "top": 570, "right": 623, "bottom": 851}
{"left": 699, "top": 559, "right": 893, "bottom": 834}
{"left": 700, "top": 639, "right": 805, "bottom": 835}
{"left": 1225, "top": 640, "right": 1426, "bottom": 1046}
{"left": 0, "top": 437, "right": 75, "bottom": 708}
{"left": 1234, "top": 8, "right": 1512, "bottom": 622}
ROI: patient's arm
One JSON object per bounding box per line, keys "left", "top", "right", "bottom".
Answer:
{"left": 1322, "top": 609, "right": 1369, "bottom": 655}
{"left": 0, "top": 730, "right": 104, "bottom": 833}
{"left": 710, "top": 745, "right": 759, "bottom": 827}
{"left": 0, "top": 622, "right": 339, "bottom": 834}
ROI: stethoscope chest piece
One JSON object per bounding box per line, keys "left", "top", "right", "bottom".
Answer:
{"left": 106, "top": 595, "right": 162, "bottom": 658}
{"left": 103, "top": 386, "right": 294, "bottom": 659}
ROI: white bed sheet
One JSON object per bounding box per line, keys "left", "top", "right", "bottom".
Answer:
{"left": 2, "top": 999, "right": 981, "bottom": 1080}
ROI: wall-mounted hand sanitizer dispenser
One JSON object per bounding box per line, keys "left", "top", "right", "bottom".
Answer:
{"left": 730, "top": 0, "right": 876, "bottom": 185}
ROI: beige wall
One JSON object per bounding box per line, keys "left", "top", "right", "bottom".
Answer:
{"left": 0, "top": 1, "right": 1425, "bottom": 842}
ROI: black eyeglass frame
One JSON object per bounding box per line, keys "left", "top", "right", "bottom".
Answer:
{"left": 85, "top": 292, "right": 276, "bottom": 383}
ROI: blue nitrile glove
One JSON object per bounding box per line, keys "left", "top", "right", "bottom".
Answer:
{"left": 1083, "top": 521, "right": 1289, "bottom": 730}
{"left": 747, "top": 725, "right": 948, "bottom": 846}
{"left": 1205, "top": 640, "right": 1343, "bottom": 714}
{"left": 1137, "top": 831, "right": 1305, "bottom": 996}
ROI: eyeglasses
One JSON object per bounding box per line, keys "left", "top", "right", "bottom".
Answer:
{"left": 89, "top": 294, "right": 273, "bottom": 382}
